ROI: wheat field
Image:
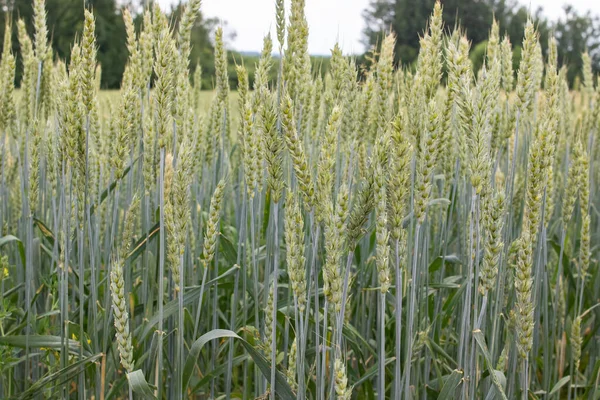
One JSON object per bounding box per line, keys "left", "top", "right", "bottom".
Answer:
{"left": 0, "top": 0, "right": 598, "bottom": 399}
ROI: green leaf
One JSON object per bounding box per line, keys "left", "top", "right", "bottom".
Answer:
{"left": 549, "top": 375, "right": 570, "bottom": 396}
{"left": 425, "top": 338, "right": 457, "bottom": 368}
{"left": 0, "top": 235, "right": 25, "bottom": 266}
{"left": 0, "top": 335, "right": 90, "bottom": 357}
{"left": 241, "top": 342, "right": 294, "bottom": 400}
{"left": 528, "top": 391, "right": 540, "bottom": 399}
{"left": 438, "top": 369, "right": 463, "bottom": 399}
{"left": 428, "top": 198, "right": 451, "bottom": 207}
{"left": 127, "top": 369, "right": 157, "bottom": 399}
{"left": 428, "top": 255, "right": 461, "bottom": 273}
{"left": 89, "top": 157, "right": 139, "bottom": 216}
{"left": 352, "top": 356, "right": 395, "bottom": 387}
{"left": 433, "top": 174, "right": 446, "bottom": 182}
{"left": 473, "top": 330, "right": 508, "bottom": 400}
{"left": 550, "top": 239, "right": 577, "bottom": 291}
{"left": 219, "top": 234, "right": 238, "bottom": 266}
{"left": 353, "top": 355, "right": 375, "bottom": 399}
{"left": 138, "top": 265, "right": 240, "bottom": 340}
{"left": 191, "top": 355, "right": 247, "bottom": 392}
{"left": 183, "top": 329, "right": 239, "bottom": 392}
{"left": 261, "top": 190, "right": 272, "bottom": 239}
{"left": 342, "top": 323, "right": 375, "bottom": 354}
{"left": 19, "top": 353, "right": 102, "bottom": 399}
{"left": 3, "top": 282, "right": 23, "bottom": 298}
{"left": 592, "top": 359, "right": 600, "bottom": 400}
{"left": 442, "top": 280, "right": 466, "bottom": 313}
{"left": 429, "top": 282, "right": 461, "bottom": 289}
{"left": 136, "top": 330, "right": 161, "bottom": 371}
{"left": 426, "top": 386, "right": 440, "bottom": 398}
{"left": 126, "top": 222, "right": 160, "bottom": 263}
{"left": 5, "top": 353, "right": 41, "bottom": 369}
{"left": 33, "top": 218, "right": 55, "bottom": 247}
{"left": 182, "top": 329, "right": 295, "bottom": 399}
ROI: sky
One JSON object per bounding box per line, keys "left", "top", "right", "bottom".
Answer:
{"left": 157, "top": 0, "right": 600, "bottom": 55}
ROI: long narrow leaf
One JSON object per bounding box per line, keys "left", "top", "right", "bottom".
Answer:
{"left": 0, "top": 335, "right": 90, "bottom": 357}
{"left": 128, "top": 369, "right": 157, "bottom": 399}
{"left": 473, "top": 330, "right": 508, "bottom": 400}
{"left": 438, "top": 369, "right": 463, "bottom": 399}
{"left": 182, "top": 329, "right": 295, "bottom": 399}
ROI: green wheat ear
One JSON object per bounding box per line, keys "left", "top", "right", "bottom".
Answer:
{"left": 263, "top": 281, "right": 275, "bottom": 360}
{"left": 479, "top": 189, "right": 506, "bottom": 296}
{"left": 286, "top": 337, "right": 298, "bottom": 390}
{"left": 0, "top": 20, "right": 17, "bottom": 133}
{"left": 284, "top": 192, "right": 307, "bottom": 313}
{"left": 111, "top": 198, "right": 139, "bottom": 373}
{"left": 203, "top": 178, "right": 226, "bottom": 267}
{"left": 334, "top": 356, "right": 352, "bottom": 400}
{"left": 282, "top": 92, "right": 315, "bottom": 208}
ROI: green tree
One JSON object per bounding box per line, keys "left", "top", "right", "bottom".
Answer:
{"left": 0, "top": 0, "right": 223, "bottom": 89}
{"left": 1, "top": 0, "right": 128, "bottom": 88}
{"left": 554, "top": 5, "right": 600, "bottom": 84}
{"left": 362, "top": 0, "right": 598, "bottom": 85}
{"left": 363, "top": 0, "right": 498, "bottom": 66}
{"left": 361, "top": 0, "right": 546, "bottom": 69}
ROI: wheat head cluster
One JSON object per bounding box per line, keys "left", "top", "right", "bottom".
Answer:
{"left": 0, "top": 0, "right": 598, "bottom": 399}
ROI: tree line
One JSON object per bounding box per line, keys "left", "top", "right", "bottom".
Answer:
{"left": 0, "top": 0, "right": 332, "bottom": 90}
{"left": 1, "top": 0, "right": 598, "bottom": 89}
{"left": 0, "top": 0, "right": 239, "bottom": 89}
{"left": 363, "top": 0, "right": 600, "bottom": 86}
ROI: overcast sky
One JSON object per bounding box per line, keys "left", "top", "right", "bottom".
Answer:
{"left": 157, "top": 0, "right": 600, "bottom": 55}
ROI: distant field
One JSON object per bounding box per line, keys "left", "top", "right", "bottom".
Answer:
{"left": 97, "top": 90, "right": 241, "bottom": 133}
{"left": 98, "top": 89, "right": 224, "bottom": 111}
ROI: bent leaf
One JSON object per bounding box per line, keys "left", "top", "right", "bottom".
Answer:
{"left": 128, "top": 369, "right": 157, "bottom": 399}
{"left": 183, "top": 329, "right": 295, "bottom": 399}
{"left": 438, "top": 369, "right": 463, "bottom": 399}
